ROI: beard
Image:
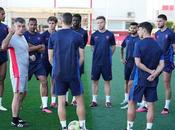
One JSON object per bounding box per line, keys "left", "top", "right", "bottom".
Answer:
{"left": 158, "top": 25, "right": 165, "bottom": 29}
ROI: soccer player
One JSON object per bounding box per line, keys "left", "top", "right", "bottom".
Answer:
{"left": 125, "top": 22, "right": 164, "bottom": 130}
{"left": 0, "top": 7, "right": 8, "bottom": 111}
{"left": 90, "top": 16, "right": 116, "bottom": 108}
{"left": 65, "top": 13, "right": 88, "bottom": 106}
{"left": 2, "top": 17, "right": 29, "bottom": 127}
{"left": 155, "top": 14, "right": 175, "bottom": 115}
{"left": 48, "top": 13, "right": 87, "bottom": 130}
{"left": 120, "top": 22, "right": 139, "bottom": 109}
{"left": 41, "top": 16, "right": 58, "bottom": 108}
{"left": 24, "top": 18, "right": 52, "bottom": 113}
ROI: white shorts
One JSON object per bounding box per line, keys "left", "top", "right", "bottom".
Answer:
{"left": 11, "top": 77, "right": 28, "bottom": 93}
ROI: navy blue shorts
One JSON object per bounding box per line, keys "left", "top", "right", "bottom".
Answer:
{"left": 28, "top": 61, "right": 46, "bottom": 80}
{"left": 80, "top": 62, "right": 84, "bottom": 76}
{"left": 0, "top": 51, "right": 8, "bottom": 65}
{"left": 91, "top": 65, "right": 112, "bottom": 81}
{"left": 129, "top": 84, "right": 158, "bottom": 102}
{"left": 163, "top": 61, "right": 174, "bottom": 73}
{"left": 43, "top": 61, "right": 52, "bottom": 77}
{"left": 124, "top": 62, "right": 134, "bottom": 80}
{"left": 129, "top": 65, "right": 136, "bottom": 80}
{"left": 53, "top": 79, "right": 83, "bottom": 96}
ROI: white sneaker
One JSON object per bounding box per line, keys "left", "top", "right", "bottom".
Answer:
{"left": 0, "top": 105, "right": 7, "bottom": 111}
{"left": 120, "top": 100, "right": 128, "bottom": 105}
{"left": 121, "top": 104, "right": 128, "bottom": 109}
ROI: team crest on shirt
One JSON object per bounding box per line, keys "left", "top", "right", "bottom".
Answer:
{"left": 106, "top": 35, "right": 110, "bottom": 40}
{"left": 37, "top": 37, "right": 41, "bottom": 40}
{"left": 95, "top": 36, "right": 98, "bottom": 40}
{"left": 165, "top": 34, "right": 168, "bottom": 39}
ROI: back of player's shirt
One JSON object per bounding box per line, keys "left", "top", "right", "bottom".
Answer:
{"left": 155, "top": 28, "right": 175, "bottom": 63}
{"left": 90, "top": 30, "right": 116, "bottom": 66}
{"left": 0, "top": 23, "right": 8, "bottom": 63}
{"left": 8, "top": 34, "right": 29, "bottom": 78}
{"left": 134, "top": 37, "right": 163, "bottom": 87}
{"left": 48, "top": 29, "right": 84, "bottom": 81}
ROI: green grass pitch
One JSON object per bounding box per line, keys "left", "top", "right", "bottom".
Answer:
{"left": 0, "top": 47, "right": 175, "bottom": 130}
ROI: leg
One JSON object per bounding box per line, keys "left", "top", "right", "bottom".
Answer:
{"left": 11, "top": 92, "right": 25, "bottom": 127}
{"left": 58, "top": 95, "right": 67, "bottom": 129}
{"left": 127, "top": 100, "right": 136, "bottom": 130}
{"left": 0, "top": 62, "right": 7, "bottom": 111}
{"left": 104, "top": 81, "right": 112, "bottom": 107}
{"left": 50, "top": 78, "right": 57, "bottom": 108}
{"left": 89, "top": 80, "right": 99, "bottom": 107}
{"left": 146, "top": 102, "right": 154, "bottom": 130}
{"left": 38, "top": 75, "right": 52, "bottom": 113}
{"left": 76, "top": 95, "right": 87, "bottom": 129}
{"left": 161, "top": 72, "right": 171, "bottom": 114}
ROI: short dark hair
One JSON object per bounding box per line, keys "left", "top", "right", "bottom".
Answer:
{"left": 62, "top": 12, "right": 72, "bottom": 25}
{"left": 29, "top": 17, "right": 37, "bottom": 22}
{"left": 0, "top": 7, "right": 4, "bottom": 12}
{"left": 15, "top": 17, "right": 25, "bottom": 24}
{"left": 96, "top": 16, "right": 106, "bottom": 21}
{"left": 47, "top": 16, "right": 58, "bottom": 23}
{"left": 139, "top": 22, "right": 153, "bottom": 34}
{"left": 130, "top": 22, "right": 138, "bottom": 26}
{"left": 158, "top": 14, "right": 167, "bottom": 21}
{"left": 73, "top": 14, "right": 82, "bottom": 21}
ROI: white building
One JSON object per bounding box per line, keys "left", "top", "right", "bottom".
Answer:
{"left": 0, "top": 0, "right": 175, "bottom": 31}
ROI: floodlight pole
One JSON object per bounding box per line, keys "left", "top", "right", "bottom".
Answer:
{"left": 89, "top": 0, "right": 93, "bottom": 38}
{"left": 54, "top": 0, "right": 56, "bottom": 16}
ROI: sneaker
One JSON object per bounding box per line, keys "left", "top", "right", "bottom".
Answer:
{"left": 120, "top": 100, "right": 128, "bottom": 105}
{"left": 161, "top": 108, "right": 169, "bottom": 115}
{"left": 0, "top": 105, "right": 7, "bottom": 111}
{"left": 42, "top": 107, "right": 52, "bottom": 113}
{"left": 136, "top": 106, "right": 148, "bottom": 112}
{"left": 71, "top": 100, "right": 77, "bottom": 106}
{"left": 65, "top": 101, "right": 69, "bottom": 106}
{"left": 50, "top": 103, "right": 57, "bottom": 108}
{"left": 62, "top": 127, "right": 67, "bottom": 130}
{"left": 89, "top": 101, "right": 98, "bottom": 107}
{"left": 11, "top": 121, "right": 26, "bottom": 128}
{"left": 121, "top": 104, "right": 128, "bottom": 109}
{"left": 105, "top": 102, "right": 112, "bottom": 108}
{"left": 18, "top": 117, "right": 26, "bottom": 124}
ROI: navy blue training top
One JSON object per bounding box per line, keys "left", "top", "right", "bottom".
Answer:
{"left": 90, "top": 30, "right": 116, "bottom": 66}
{"left": 48, "top": 28, "right": 84, "bottom": 81}
{"left": 134, "top": 37, "right": 163, "bottom": 87}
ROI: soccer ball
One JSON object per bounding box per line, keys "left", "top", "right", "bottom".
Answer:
{"left": 68, "top": 120, "right": 80, "bottom": 130}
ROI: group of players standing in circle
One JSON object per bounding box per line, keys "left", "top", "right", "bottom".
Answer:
{"left": 0, "top": 6, "right": 175, "bottom": 130}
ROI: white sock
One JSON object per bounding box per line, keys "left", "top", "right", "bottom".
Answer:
{"left": 127, "top": 121, "right": 134, "bottom": 130}
{"left": 125, "top": 93, "right": 128, "bottom": 101}
{"left": 66, "top": 92, "right": 69, "bottom": 102}
{"left": 164, "top": 100, "right": 170, "bottom": 109}
{"left": 60, "top": 120, "right": 66, "bottom": 128}
{"left": 51, "top": 96, "right": 56, "bottom": 104}
{"left": 79, "top": 120, "right": 86, "bottom": 129}
{"left": 72, "top": 96, "right": 76, "bottom": 102}
{"left": 106, "top": 96, "right": 110, "bottom": 103}
{"left": 146, "top": 123, "right": 153, "bottom": 129}
{"left": 42, "top": 96, "right": 48, "bottom": 108}
{"left": 92, "top": 95, "right": 97, "bottom": 102}
{"left": 141, "top": 100, "right": 146, "bottom": 107}
{"left": 0, "top": 97, "right": 2, "bottom": 106}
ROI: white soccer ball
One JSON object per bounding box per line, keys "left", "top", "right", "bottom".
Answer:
{"left": 68, "top": 120, "right": 80, "bottom": 130}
